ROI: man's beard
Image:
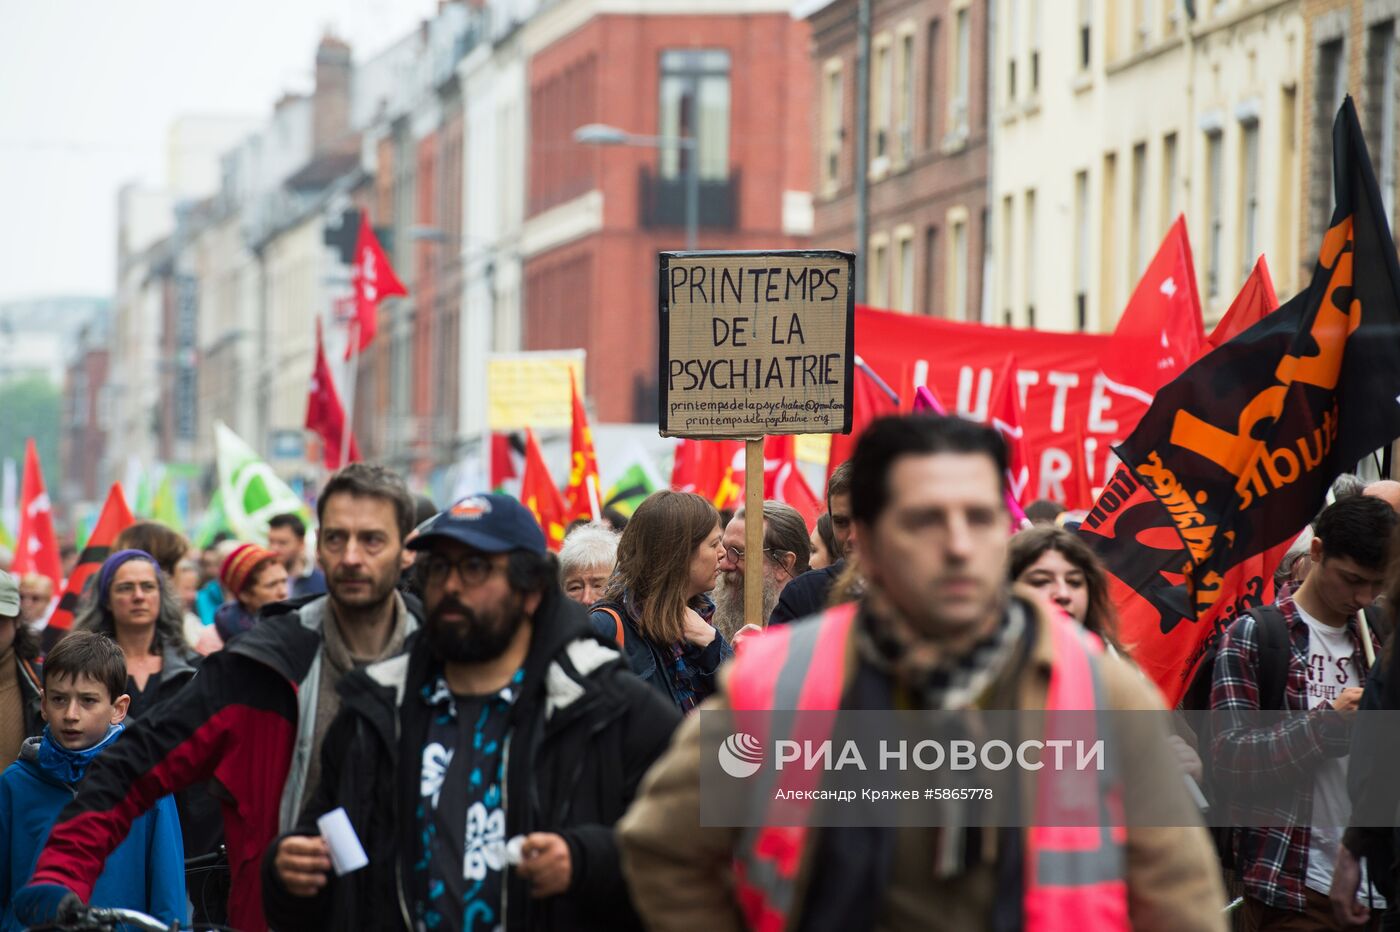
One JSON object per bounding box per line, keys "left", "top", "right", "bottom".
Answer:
{"left": 711, "top": 569, "right": 779, "bottom": 641}
{"left": 426, "top": 592, "right": 528, "bottom": 664}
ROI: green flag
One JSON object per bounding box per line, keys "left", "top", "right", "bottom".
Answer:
{"left": 193, "top": 488, "right": 229, "bottom": 549}
{"left": 0, "top": 513, "right": 13, "bottom": 551}
{"left": 152, "top": 475, "right": 177, "bottom": 531}
{"left": 602, "top": 462, "right": 659, "bottom": 519}
{"left": 134, "top": 473, "right": 154, "bottom": 518}
{"left": 215, "top": 422, "right": 310, "bottom": 545}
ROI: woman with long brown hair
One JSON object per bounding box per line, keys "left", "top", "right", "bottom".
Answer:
{"left": 589, "top": 490, "right": 731, "bottom": 713}
{"left": 1008, "top": 525, "right": 1125, "bottom": 654}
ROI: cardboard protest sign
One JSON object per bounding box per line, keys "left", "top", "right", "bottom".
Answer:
{"left": 659, "top": 250, "right": 855, "bottom": 438}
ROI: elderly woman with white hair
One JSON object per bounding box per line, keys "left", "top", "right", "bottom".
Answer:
{"left": 558, "top": 522, "right": 620, "bottom": 606}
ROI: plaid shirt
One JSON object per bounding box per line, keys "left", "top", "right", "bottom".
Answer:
{"left": 1209, "top": 584, "right": 1378, "bottom": 911}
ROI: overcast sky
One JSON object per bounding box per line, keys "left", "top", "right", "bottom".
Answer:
{"left": 0, "top": 0, "right": 440, "bottom": 304}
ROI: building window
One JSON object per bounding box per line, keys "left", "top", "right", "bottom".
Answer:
{"left": 1024, "top": 188, "right": 1037, "bottom": 326}
{"left": 1312, "top": 39, "right": 1347, "bottom": 245}
{"left": 1078, "top": 0, "right": 1092, "bottom": 71}
{"left": 894, "top": 226, "right": 916, "bottom": 311}
{"left": 924, "top": 225, "right": 940, "bottom": 316}
{"left": 950, "top": 6, "right": 971, "bottom": 135}
{"left": 1001, "top": 195, "right": 1015, "bottom": 322}
{"left": 821, "top": 59, "right": 844, "bottom": 193}
{"left": 1029, "top": 0, "right": 1041, "bottom": 94}
{"left": 896, "top": 29, "right": 916, "bottom": 165}
{"left": 1206, "top": 129, "right": 1224, "bottom": 298}
{"left": 925, "top": 19, "right": 941, "bottom": 150}
{"left": 949, "top": 212, "right": 969, "bottom": 320}
{"left": 869, "top": 234, "right": 890, "bottom": 307}
{"left": 1365, "top": 21, "right": 1397, "bottom": 226}
{"left": 1074, "top": 170, "right": 1089, "bottom": 330}
{"left": 1101, "top": 151, "right": 1118, "bottom": 320}
{"left": 872, "top": 35, "right": 892, "bottom": 171}
{"left": 1131, "top": 142, "right": 1148, "bottom": 279}
{"left": 1136, "top": 0, "right": 1154, "bottom": 51}
{"left": 1006, "top": 0, "right": 1019, "bottom": 104}
{"left": 1279, "top": 84, "right": 1299, "bottom": 281}
{"left": 1240, "top": 118, "right": 1260, "bottom": 278}
{"left": 1161, "top": 131, "right": 1179, "bottom": 222}
{"left": 659, "top": 49, "right": 731, "bottom": 182}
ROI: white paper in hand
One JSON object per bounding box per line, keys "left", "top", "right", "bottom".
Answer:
{"left": 317, "top": 807, "right": 369, "bottom": 876}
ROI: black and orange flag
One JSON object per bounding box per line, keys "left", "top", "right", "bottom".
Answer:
{"left": 49, "top": 484, "right": 135, "bottom": 635}
{"left": 1081, "top": 97, "right": 1400, "bottom": 705}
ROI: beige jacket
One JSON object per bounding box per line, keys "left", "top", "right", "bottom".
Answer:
{"left": 617, "top": 593, "right": 1229, "bottom": 932}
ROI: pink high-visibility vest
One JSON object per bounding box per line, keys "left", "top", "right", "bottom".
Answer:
{"left": 728, "top": 603, "right": 1129, "bottom": 932}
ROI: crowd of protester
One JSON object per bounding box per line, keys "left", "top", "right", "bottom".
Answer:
{"left": 0, "top": 415, "right": 1397, "bottom": 930}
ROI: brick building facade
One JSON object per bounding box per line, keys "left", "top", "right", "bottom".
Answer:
{"left": 521, "top": 3, "right": 814, "bottom": 422}
{"left": 808, "top": 0, "right": 989, "bottom": 319}
{"left": 1300, "top": 0, "right": 1400, "bottom": 286}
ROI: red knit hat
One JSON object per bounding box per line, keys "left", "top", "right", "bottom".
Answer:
{"left": 220, "top": 543, "right": 278, "bottom": 595}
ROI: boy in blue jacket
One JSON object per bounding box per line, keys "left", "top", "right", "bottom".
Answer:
{"left": 0, "top": 632, "right": 186, "bottom": 930}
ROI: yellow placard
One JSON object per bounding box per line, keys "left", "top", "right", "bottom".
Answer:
{"left": 486, "top": 351, "right": 585, "bottom": 430}
{"left": 659, "top": 251, "right": 855, "bottom": 438}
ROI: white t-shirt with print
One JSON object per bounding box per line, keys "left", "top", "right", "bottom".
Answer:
{"left": 1297, "top": 603, "right": 1383, "bottom": 905}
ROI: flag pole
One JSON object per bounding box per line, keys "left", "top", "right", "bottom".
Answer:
{"left": 586, "top": 474, "right": 602, "bottom": 522}
{"left": 341, "top": 318, "right": 359, "bottom": 470}
{"left": 744, "top": 438, "right": 764, "bottom": 628}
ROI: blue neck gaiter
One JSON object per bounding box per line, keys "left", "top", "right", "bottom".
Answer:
{"left": 38, "top": 723, "right": 124, "bottom": 785}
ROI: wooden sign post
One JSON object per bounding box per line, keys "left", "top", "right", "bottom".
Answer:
{"left": 659, "top": 250, "right": 855, "bottom": 627}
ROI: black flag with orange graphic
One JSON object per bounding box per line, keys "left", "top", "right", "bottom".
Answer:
{"left": 1080, "top": 97, "right": 1400, "bottom": 705}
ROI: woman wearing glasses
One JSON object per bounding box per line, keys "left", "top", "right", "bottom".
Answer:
{"left": 589, "top": 490, "right": 732, "bottom": 713}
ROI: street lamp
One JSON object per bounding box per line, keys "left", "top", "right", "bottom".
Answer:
{"left": 573, "top": 122, "right": 699, "bottom": 251}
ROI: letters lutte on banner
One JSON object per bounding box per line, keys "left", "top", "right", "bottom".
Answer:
{"left": 659, "top": 250, "right": 855, "bottom": 438}
{"left": 1086, "top": 97, "right": 1400, "bottom": 705}
{"left": 853, "top": 307, "right": 1145, "bottom": 508}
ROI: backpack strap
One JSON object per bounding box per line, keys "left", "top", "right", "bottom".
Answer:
{"left": 1250, "top": 605, "right": 1291, "bottom": 711}
{"left": 593, "top": 605, "right": 625, "bottom": 648}
{"left": 17, "top": 656, "right": 41, "bottom": 693}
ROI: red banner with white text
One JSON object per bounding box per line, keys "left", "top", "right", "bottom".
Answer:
{"left": 854, "top": 307, "right": 1149, "bottom": 509}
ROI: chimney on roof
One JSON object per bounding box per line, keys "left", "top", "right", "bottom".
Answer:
{"left": 313, "top": 33, "right": 353, "bottom": 156}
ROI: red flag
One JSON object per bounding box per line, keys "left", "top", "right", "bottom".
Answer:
{"left": 305, "top": 320, "right": 360, "bottom": 469}
{"left": 1072, "top": 428, "right": 1096, "bottom": 509}
{"left": 987, "top": 357, "right": 1032, "bottom": 506}
{"left": 346, "top": 211, "right": 407, "bottom": 360}
{"left": 1099, "top": 215, "right": 1205, "bottom": 399}
{"left": 563, "top": 373, "right": 602, "bottom": 522}
{"left": 521, "top": 428, "right": 568, "bottom": 551}
{"left": 12, "top": 439, "right": 60, "bottom": 591}
{"left": 761, "top": 436, "right": 822, "bottom": 528}
{"left": 827, "top": 358, "right": 900, "bottom": 479}
{"left": 48, "top": 484, "right": 134, "bottom": 634}
{"left": 490, "top": 434, "right": 519, "bottom": 491}
{"left": 671, "top": 439, "right": 742, "bottom": 508}
{"left": 1206, "top": 255, "right": 1279, "bottom": 350}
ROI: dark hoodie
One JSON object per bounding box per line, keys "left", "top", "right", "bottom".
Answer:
{"left": 262, "top": 586, "right": 682, "bottom": 931}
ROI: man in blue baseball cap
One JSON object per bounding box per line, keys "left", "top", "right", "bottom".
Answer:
{"left": 264, "top": 494, "right": 681, "bottom": 932}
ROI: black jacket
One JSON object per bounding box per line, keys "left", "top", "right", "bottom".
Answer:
{"left": 16, "top": 652, "right": 42, "bottom": 741}
{"left": 588, "top": 595, "right": 732, "bottom": 711}
{"left": 262, "top": 587, "right": 682, "bottom": 932}
{"left": 1345, "top": 635, "right": 1400, "bottom": 903}
{"left": 768, "top": 560, "right": 844, "bottom": 626}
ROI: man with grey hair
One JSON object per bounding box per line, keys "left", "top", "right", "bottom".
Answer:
{"left": 558, "top": 522, "right": 619, "bottom": 606}
{"left": 712, "top": 501, "right": 811, "bottom": 640}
